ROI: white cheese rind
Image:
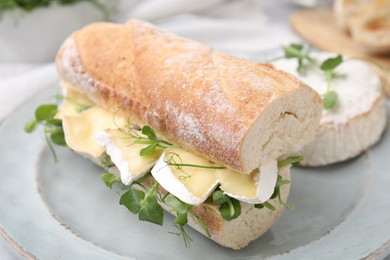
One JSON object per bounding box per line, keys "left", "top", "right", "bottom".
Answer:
{"left": 222, "top": 160, "right": 278, "bottom": 204}
{"left": 151, "top": 151, "right": 217, "bottom": 205}
{"left": 151, "top": 149, "right": 279, "bottom": 205}
{"left": 96, "top": 131, "right": 135, "bottom": 185}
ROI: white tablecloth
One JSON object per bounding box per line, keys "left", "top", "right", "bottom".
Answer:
{"left": 0, "top": 0, "right": 304, "bottom": 258}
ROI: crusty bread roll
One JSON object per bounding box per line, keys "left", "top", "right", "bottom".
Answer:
{"left": 56, "top": 20, "right": 322, "bottom": 174}
{"left": 272, "top": 52, "right": 387, "bottom": 166}
{"left": 55, "top": 20, "right": 323, "bottom": 249}
{"left": 334, "top": 0, "right": 390, "bottom": 54}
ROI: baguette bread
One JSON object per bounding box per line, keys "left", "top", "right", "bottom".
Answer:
{"left": 272, "top": 52, "right": 387, "bottom": 166}
{"left": 56, "top": 20, "right": 322, "bottom": 174}
{"left": 54, "top": 20, "right": 322, "bottom": 249}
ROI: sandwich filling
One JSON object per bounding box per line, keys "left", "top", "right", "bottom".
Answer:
{"left": 57, "top": 81, "right": 292, "bottom": 206}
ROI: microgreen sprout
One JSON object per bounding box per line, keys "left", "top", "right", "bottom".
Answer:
{"left": 101, "top": 172, "right": 210, "bottom": 247}
{"left": 277, "top": 156, "right": 304, "bottom": 168}
{"left": 269, "top": 43, "right": 316, "bottom": 74}
{"left": 164, "top": 194, "right": 211, "bottom": 246}
{"left": 212, "top": 189, "right": 241, "bottom": 221}
{"left": 320, "top": 54, "right": 343, "bottom": 110}
{"left": 24, "top": 103, "right": 65, "bottom": 161}
{"left": 124, "top": 125, "right": 182, "bottom": 156}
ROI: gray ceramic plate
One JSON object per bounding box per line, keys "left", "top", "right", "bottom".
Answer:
{"left": 1, "top": 85, "right": 389, "bottom": 259}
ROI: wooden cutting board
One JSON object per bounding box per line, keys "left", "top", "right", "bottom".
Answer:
{"left": 290, "top": 7, "right": 390, "bottom": 95}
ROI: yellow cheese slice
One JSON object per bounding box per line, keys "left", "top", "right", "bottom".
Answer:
{"left": 97, "top": 129, "right": 163, "bottom": 185}
{"left": 62, "top": 107, "right": 126, "bottom": 158}
{"left": 165, "top": 149, "right": 219, "bottom": 199}
{"left": 55, "top": 83, "right": 94, "bottom": 119}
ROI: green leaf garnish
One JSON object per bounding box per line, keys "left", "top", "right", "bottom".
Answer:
{"left": 101, "top": 154, "right": 115, "bottom": 169}
{"left": 35, "top": 104, "right": 58, "bottom": 122}
{"left": 138, "top": 195, "right": 164, "bottom": 225}
{"left": 212, "top": 190, "right": 228, "bottom": 204}
{"left": 140, "top": 143, "right": 158, "bottom": 156}
{"left": 281, "top": 43, "right": 315, "bottom": 73}
{"left": 24, "top": 103, "right": 66, "bottom": 162}
{"left": 219, "top": 198, "right": 241, "bottom": 221}
{"left": 270, "top": 175, "right": 293, "bottom": 209}
{"left": 119, "top": 183, "right": 164, "bottom": 226}
{"left": 123, "top": 125, "right": 182, "bottom": 156}
{"left": 119, "top": 187, "right": 145, "bottom": 214}
{"left": 212, "top": 189, "right": 241, "bottom": 221}
{"left": 50, "top": 131, "right": 66, "bottom": 146}
{"left": 322, "top": 90, "right": 338, "bottom": 110}
{"left": 277, "top": 156, "right": 304, "bottom": 168}
{"left": 320, "top": 55, "right": 343, "bottom": 71}
{"left": 141, "top": 125, "right": 157, "bottom": 141}
{"left": 320, "top": 54, "right": 343, "bottom": 110}
{"left": 164, "top": 194, "right": 211, "bottom": 240}
{"left": 24, "top": 119, "right": 37, "bottom": 133}
{"left": 101, "top": 173, "right": 120, "bottom": 188}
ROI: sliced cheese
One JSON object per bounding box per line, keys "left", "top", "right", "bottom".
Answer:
{"left": 151, "top": 148, "right": 279, "bottom": 205}
{"left": 55, "top": 82, "right": 94, "bottom": 119}
{"left": 152, "top": 149, "right": 219, "bottom": 205}
{"left": 96, "top": 129, "right": 163, "bottom": 185}
{"left": 62, "top": 107, "right": 126, "bottom": 157}
{"left": 57, "top": 82, "right": 281, "bottom": 204}
{"left": 218, "top": 160, "right": 278, "bottom": 204}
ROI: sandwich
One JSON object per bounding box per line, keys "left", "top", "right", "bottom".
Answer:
{"left": 27, "top": 20, "right": 322, "bottom": 249}
{"left": 271, "top": 45, "right": 387, "bottom": 166}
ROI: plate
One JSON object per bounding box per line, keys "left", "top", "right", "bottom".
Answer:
{"left": 1, "top": 84, "right": 390, "bottom": 259}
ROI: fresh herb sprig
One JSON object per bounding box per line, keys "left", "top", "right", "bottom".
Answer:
{"left": 320, "top": 55, "right": 343, "bottom": 110}
{"left": 277, "top": 156, "right": 304, "bottom": 168}
{"left": 254, "top": 174, "right": 292, "bottom": 211}
{"left": 101, "top": 172, "right": 210, "bottom": 247}
{"left": 164, "top": 194, "right": 210, "bottom": 247}
{"left": 24, "top": 104, "right": 65, "bottom": 161}
{"left": 212, "top": 189, "right": 241, "bottom": 221}
{"left": 125, "top": 125, "right": 182, "bottom": 156}
{"left": 269, "top": 43, "right": 316, "bottom": 74}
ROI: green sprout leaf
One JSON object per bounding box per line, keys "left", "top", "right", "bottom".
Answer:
{"left": 277, "top": 156, "right": 304, "bottom": 168}
{"left": 50, "top": 131, "right": 66, "bottom": 146}
{"left": 140, "top": 143, "right": 158, "bottom": 156}
{"left": 35, "top": 104, "right": 58, "bottom": 122}
{"left": 281, "top": 43, "right": 315, "bottom": 73}
{"left": 101, "top": 154, "right": 115, "bottom": 169}
{"left": 141, "top": 125, "right": 157, "bottom": 141}
{"left": 211, "top": 189, "right": 241, "bottom": 221}
{"left": 24, "top": 119, "right": 37, "bottom": 133}
{"left": 319, "top": 54, "right": 343, "bottom": 110}
{"left": 101, "top": 173, "right": 121, "bottom": 188}
{"left": 119, "top": 183, "right": 164, "bottom": 226}
{"left": 323, "top": 90, "right": 338, "bottom": 110}
{"left": 320, "top": 55, "right": 343, "bottom": 71}
{"left": 139, "top": 195, "right": 164, "bottom": 225}
{"left": 218, "top": 198, "right": 241, "bottom": 221}
{"left": 255, "top": 201, "right": 276, "bottom": 211}
{"left": 165, "top": 194, "right": 190, "bottom": 215}
{"left": 212, "top": 190, "right": 228, "bottom": 204}
{"left": 119, "top": 187, "right": 145, "bottom": 214}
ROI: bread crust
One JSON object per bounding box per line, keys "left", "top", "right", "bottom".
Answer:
{"left": 56, "top": 20, "right": 322, "bottom": 173}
